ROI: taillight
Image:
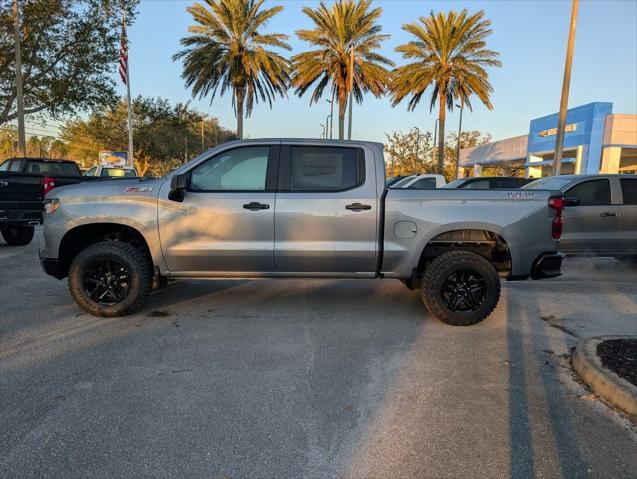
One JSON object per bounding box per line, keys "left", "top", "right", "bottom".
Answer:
{"left": 42, "top": 176, "right": 55, "bottom": 195}
{"left": 549, "top": 196, "right": 564, "bottom": 239}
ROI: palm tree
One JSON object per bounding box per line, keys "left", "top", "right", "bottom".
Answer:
{"left": 173, "top": 0, "right": 290, "bottom": 138}
{"left": 291, "top": 0, "right": 393, "bottom": 140}
{"left": 391, "top": 9, "right": 501, "bottom": 174}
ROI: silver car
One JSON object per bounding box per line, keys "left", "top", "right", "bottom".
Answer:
{"left": 524, "top": 174, "right": 637, "bottom": 256}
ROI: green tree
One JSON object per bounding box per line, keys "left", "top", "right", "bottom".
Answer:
{"left": 384, "top": 129, "right": 434, "bottom": 177}
{"left": 61, "top": 96, "right": 234, "bottom": 175}
{"left": 391, "top": 9, "right": 501, "bottom": 174}
{"left": 174, "top": 0, "right": 290, "bottom": 139}
{"left": 291, "top": 0, "right": 393, "bottom": 139}
{"left": 0, "top": 0, "right": 138, "bottom": 125}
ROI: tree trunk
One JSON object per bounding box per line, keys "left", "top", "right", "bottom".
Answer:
{"left": 437, "top": 91, "right": 446, "bottom": 175}
{"left": 235, "top": 86, "right": 245, "bottom": 139}
{"left": 338, "top": 94, "right": 346, "bottom": 140}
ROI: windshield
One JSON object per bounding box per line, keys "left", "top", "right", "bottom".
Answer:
{"left": 522, "top": 177, "right": 573, "bottom": 190}
{"left": 26, "top": 160, "right": 80, "bottom": 176}
{"left": 441, "top": 179, "right": 466, "bottom": 189}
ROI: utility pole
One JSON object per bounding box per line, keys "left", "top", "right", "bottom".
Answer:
{"left": 552, "top": 0, "right": 579, "bottom": 177}
{"left": 184, "top": 134, "right": 187, "bottom": 163}
{"left": 455, "top": 103, "right": 464, "bottom": 180}
{"left": 201, "top": 119, "right": 205, "bottom": 153}
{"left": 320, "top": 124, "right": 325, "bottom": 139}
{"left": 347, "top": 47, "right": 355, "bottom": 140}
{"left": 13, "top": 0, "right": 26, "bottom": 157}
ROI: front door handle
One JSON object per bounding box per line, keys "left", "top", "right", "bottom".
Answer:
{"left": 600, "top": 212, "right": 617, "bottom": 217}
{"left": 243, "top": 202, "right": 270, "bottom": 211}
{"left": 345, "top": 203, "right": 372, "bottom": 211}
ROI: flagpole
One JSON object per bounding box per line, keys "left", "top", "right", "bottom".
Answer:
{"left": 123, "top": 11, "right": 134, "bottom": 169}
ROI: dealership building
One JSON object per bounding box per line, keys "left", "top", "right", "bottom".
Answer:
{"left": 458, "top": 102, "right": 637, "bottom": 178}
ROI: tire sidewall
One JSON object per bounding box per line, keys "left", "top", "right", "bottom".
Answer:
{"left": 1, "top": 225, "right": 34, "bottom": 246}
{"left": 69, "top": 243, "right": 147, "bottom": 317}
{"left": 423, "top": 252, "right": 500, "bottom": 326}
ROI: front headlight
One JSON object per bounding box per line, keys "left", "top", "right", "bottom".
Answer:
{"left": 44, "top": 198, "right": 60, "bottom": 214}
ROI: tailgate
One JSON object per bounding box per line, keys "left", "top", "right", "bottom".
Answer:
{"left": 0, "top": 173, "right": 43, "bottom": 202}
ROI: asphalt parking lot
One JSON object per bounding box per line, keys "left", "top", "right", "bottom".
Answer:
{"left": 1, "top": 230, "right": 636, "bottom": 478}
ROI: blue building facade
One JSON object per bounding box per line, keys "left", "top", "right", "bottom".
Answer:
{"left": 459, "top": 101, "right": 637, "bottom": 178}
{"left": 527, "top": 102, "right": 613, "bottom": 174}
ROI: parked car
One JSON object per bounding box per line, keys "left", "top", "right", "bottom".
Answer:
{"left": 389, "top": 174, "right": 446, "bottom": 189}
{"left": 524, "top": 174, "right": 637, "bottom": 256}
{"left": 442, "top": 176, "right": 534, "bottom": 189}
{"left": 40, "top": 139, "right": 564, "bottom": 326}
{"left": 386, "top": 175, "right": 408, "bottom": 186}
{"left": 0, "top": 158, "right": 86, "bottom": 245}
{"left": 84, "top": 165, "right": 138, "bottom": 178}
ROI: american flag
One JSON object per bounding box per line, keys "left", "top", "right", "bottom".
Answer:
{"left": 119, "top": 23, "right": 128, "bottom": 85}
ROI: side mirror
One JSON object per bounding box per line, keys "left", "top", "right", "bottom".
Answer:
{"left": 564, "top": 196, "right": 579, "bottom": 207}
{"left": 168, "top": 173, "right": 188, "bottom": 202}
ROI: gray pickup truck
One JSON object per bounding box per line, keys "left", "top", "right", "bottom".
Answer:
{"left": 39, "top": 140, "right": 564, "bottom": 326}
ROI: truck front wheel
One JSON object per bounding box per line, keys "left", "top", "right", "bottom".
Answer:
{"left": 68, "top": 241, "right": 152, "bottom": 317}
{"left": 1, "top": 225, "right": 35, "bottom": 246}
{"left": 421, "top": 250, "right": 501, "bottom": 326}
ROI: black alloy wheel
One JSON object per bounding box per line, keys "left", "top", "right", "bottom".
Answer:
{"left": 83, "top": 259, "right": 132, "bottom": 305}
{"left": 440, "top": 269, "right": 487, "bottom": 313}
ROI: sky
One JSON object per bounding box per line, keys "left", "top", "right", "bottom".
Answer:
{"left": 121, "top": 0, "right": 636, "bottom": 144}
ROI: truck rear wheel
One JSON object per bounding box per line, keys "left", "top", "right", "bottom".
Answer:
{"left": 68, "top": 241, "right": 152, "bottom": 317}
{"left": 421, "top": 250, "right": 501, "bottom": 326}
{"left": 1, "top": 225, "right": 35, "bottom": 246}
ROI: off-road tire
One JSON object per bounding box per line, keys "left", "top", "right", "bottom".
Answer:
{"left": 421, "top": 250, "right": 501, "bottom": 326}
{"left": 1, "top": 225, "right": 34, "bottom": 246}
{"left": 68, "top": 241, "right": 152, "bottom": 317}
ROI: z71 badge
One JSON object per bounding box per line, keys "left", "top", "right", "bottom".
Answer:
{"left": 126, "top": 186, "right": 153, "bottom": 193}
{"left": 506, "top": 191, "right": 536, "bottom": 199}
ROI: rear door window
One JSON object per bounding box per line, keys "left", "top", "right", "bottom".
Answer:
{"left": 9, "top": 160, "right": 22, "bottom": 172}
{"left": 409, "top": 178, "right": 437, "bottom": 189}
{"left": 565, "top": 179, "right": 611, "bottom": 206}
{"left": 620, "top": 178, "right": 637, "bottom": 205}
{"left": 288, "top": 146, "right": 364, "bottom": 192}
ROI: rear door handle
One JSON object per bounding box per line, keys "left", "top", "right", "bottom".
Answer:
{"left": 345, "top": 203, "right": 372, "bottom": 211}
{"left": 599, "top": 212, "right": 616, "bottom": 217}
{"left": 243, "top": 202, "right": 270, "bottom": 211}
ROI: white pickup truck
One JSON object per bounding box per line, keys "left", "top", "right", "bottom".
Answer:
{"left": 40, "top": 139, "right": 565, "bottom": 326}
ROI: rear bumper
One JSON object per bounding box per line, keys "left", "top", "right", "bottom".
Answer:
{"left": 531, "top": 252, "right": 564, "bottom": 280}
{"left": 0, "top": 206, "right": 43, "bottom": 226}
{"left": 39, "top": 256, "right": 65, "bottom": 279}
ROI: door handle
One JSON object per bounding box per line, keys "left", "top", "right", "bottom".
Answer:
{"left": 599, "top": 212, "right": 616, "bottom": 217}
{"left": 345, "top": 203, "right": 372, "bottom": 211}
{"left": 243, "top": 202, "right": 270, "bottom": 211}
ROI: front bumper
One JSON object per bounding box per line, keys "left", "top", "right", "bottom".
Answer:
{"left": 531, "top": 252, "right": 564, "bottom": 280}
{"left": 40, "top": 255, "right": 65, "bottom": 279}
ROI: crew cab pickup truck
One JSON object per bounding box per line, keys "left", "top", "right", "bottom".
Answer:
{"left": 39, "top": 140, "right": 564, "bottom": 326}
{"left": 0, "top": 158, "right": 84, "bottom": 245}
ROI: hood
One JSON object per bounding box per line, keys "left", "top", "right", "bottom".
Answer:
{"left": 46, "top": 177, "right": 166, "bottom": 199}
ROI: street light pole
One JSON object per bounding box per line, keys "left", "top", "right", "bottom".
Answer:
{"left": 327, "top": 95, "right": 334, "bottom": 139}
{"left": 455, "top": 103, "right": 464, "bottom": 180}
{"left": 347, "top": 47, "right": 355, "bottom": 140}
{"left": 413, "top": 126, "right": 420, "bottom": 173}
{"left": 320, "top": 124, "right": 325, "bottom": 139}
{"left": 552, "top": 0, "right": 579, "bottom": 177}
{"left": 13, "top": 0, "right": 26, "bottom": 157}
{"left": 432, "top": 118, "right": 439, "bottom": 165}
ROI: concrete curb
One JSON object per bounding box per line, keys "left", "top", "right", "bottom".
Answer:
{"left": 571, "top": 336, "right": 637, "bottom": 421}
